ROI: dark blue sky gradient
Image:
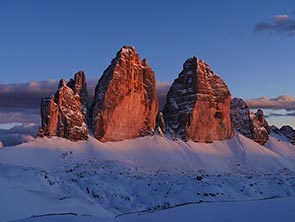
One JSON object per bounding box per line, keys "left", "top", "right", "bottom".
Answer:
{"left": 0, "top": 0, "right": 295, "bottom": 98}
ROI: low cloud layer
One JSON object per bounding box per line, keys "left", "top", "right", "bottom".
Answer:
{"left": 255, "top": 14, "right": 295, "bottom": 36}
{"left": 0, "top": 122, "right": 37, "bottom": 146}
{"left": 0, "top": 80, "right": 58, "bottom": 108}
{"left": 245, "top": 95, "right": 295, "bottom": 111}
{"left": 264, "top": 112, "right": 295, "bottom": 118}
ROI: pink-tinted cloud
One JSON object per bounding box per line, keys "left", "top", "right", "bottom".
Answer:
{"left": 245, "top": 95, "right": 295, "bottom": 111}
{"left": 0, "top": 122, "right": 37, "bottom": 146}
{"left": 255, "top": 14, "right": 295, "bottom": 36}
{"left": 0, "top": 108, "right": 39, "bottom": 125}
{"left": 0, "top": 80, "right": 58, "bottom": 108}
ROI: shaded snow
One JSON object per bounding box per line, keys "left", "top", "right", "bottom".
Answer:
{"left": 118, "top": 197, "right": 295, "bottom": 222}
{"left": 12, "top": 198, "right": 295, "bottom": 222}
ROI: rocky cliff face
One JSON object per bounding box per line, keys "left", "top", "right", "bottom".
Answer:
{"left": 90, "top": 46, "right": 158, "bottom": 142}
{"left": 164, "top": 57, "right": 234, "bottom": 142}
{"left": 231, "top": 98, "right": 269, "bottom": 145}
{"left": 40, "top": 72, "right": 89, "bottom": 141}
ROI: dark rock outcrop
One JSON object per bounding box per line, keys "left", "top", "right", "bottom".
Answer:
{"left": 90, "top": 46, "right": 158, "bottom": 142}
{"left": 230, "top": 98, "right": 253, "bottom": 139}
{"left": 40, "top": 72, "right": 89, "bottom": 141}
{"left": 156, "top": 111, "right": 166, "bottom": 136}
{"left": 255, "top": 109, "right": 269, "bottom": 132}
{"left": 231, "top": 98, "right": 269, "bottom": 145}
{"left": 164, "top": 57, "right": 234, "bottom": 142}
{"left": 250, "top": 110, "right": 269, "bottom": 145}
{"left": 279, "top": 126, "right": 295, "bottom": 144}
{"left": 270, "top": 125, "right": 295, "bottom": 144}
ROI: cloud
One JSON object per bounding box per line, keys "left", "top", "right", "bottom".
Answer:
{"left": 0, "top": 108, "right": 40, "bottom": 125}
{"left": 245, "top": 95, "right": 295, "bottom": 111}
{"left": 264, "top": 112, "right": 295, "bottom": 118}
{"left": 254, "top": 14, "right": 295, "bottom": 36}
{"left": 0, "top": 80, "right": 58, "bottom": 108}
{"left": 0, "top": 122, "right": 38, "bottom": 146}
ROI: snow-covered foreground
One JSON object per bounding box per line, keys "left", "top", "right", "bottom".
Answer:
{"left": 12, "top": 197, "right": 295, "bottom": 222}
{"left": 119, "top": 197, "right": 295, "bottom": 222}
{"left": 1, "top": 134, "right": 295, "bottom": 221}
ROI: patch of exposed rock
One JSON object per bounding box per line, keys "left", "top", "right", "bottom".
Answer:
{"left": 231, "top": 98, "right": 269, "bottom": 145}
{"left": 90, "top": 46, "right": 158, "bottom": 141}
{"left": 270, "top": 125, "right": 295, "bottom": 144}
{"left": 156, "top": 111, "right": 166, "bottom": 136}
{"left": 40, "top": 71, "right": 89, "bottom": 141}
{"left": 164, "top": 57, "right": 234, "bottom": 142}
{"left": 230, "top": 98, "right": 252, "bottom": 139}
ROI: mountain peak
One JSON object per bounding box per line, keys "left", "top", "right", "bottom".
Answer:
{"left": 90, "top": 46, "right": 158, "bottom": 142}
{"left": 164, "top": 57, "right": 234, "bottom": 142}
{"left": 115, "top": 45, "right": 138, "bottom": 60}
{"left": 58, "top": 79, "right": 66, "bottom": 89}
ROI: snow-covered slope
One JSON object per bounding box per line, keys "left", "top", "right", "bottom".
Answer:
{"left": 1, "top": 133, "right": 295, "bottom": 173}
{"left": 1, "top": 134, "right": 295, "bottom": 221}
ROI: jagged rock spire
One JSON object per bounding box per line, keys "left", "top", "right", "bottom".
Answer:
{"left": 40, "top": 71, "right": 89, "bottom": 141}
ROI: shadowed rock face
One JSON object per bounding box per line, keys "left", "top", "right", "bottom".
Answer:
{"left": 279, "top": 126, "right": 295, "bottom": 144}
{"left": 164, "top": 57, "right": 234, "bottom": 142}
{"left": 271, "top": 125, "right": 295, "bottom": 145}
{"left": 40, "top": 72, "right": 89, "bottom": 141}
{"left": 90, "top": 46, "right": 158, "bottom": 142}
{"left": 231, "top": 98, "right": 269, "bottom": 145}
{"left": 230, "top": 98, "right": 252, "bottom": 139}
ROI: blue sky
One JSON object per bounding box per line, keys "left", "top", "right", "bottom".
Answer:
{"left": 0, "top": 0, "right": 295, "bottom": 99}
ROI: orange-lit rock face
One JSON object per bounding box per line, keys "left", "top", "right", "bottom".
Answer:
{"left": 90, "top": 46, "right": 158, "bottom": 142}
{"left": 164, "top": 57, "right": 234, "bottom": 142}
{"left": 41, "top": 96, "right": 58, "bottom": 137}
{"left": 40, "top": 72, "right": 89, "bottom": 141}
